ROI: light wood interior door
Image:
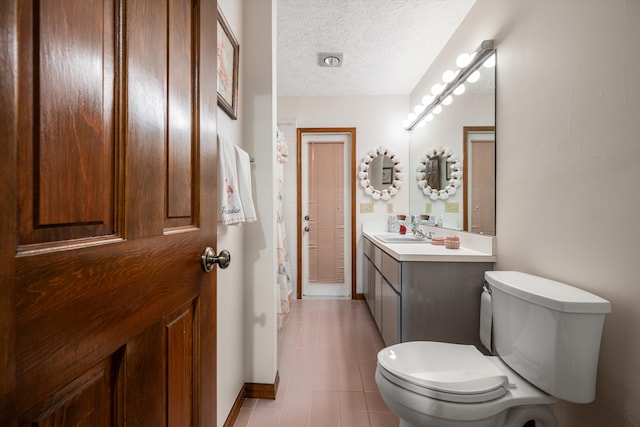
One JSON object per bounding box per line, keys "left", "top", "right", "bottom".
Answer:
{"left": 0, "top": 0, "right": 218, "bottom": 424}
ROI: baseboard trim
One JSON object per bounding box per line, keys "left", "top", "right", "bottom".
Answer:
{"left": 245, "top": 371, "right": 280, "bottom": 400}
{"left": 223, "top": 372, "right": 280, "bottom": 427}
{"left": 354, "top": 293, "right": 365, "bottom": 300}
{"left": 223, "top": 384, "right": 246, "bottom": 427}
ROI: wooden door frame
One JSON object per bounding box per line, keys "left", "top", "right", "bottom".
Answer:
{"left": 462, "top": 126, "right": 495, "bottom": 232}
{"left": 296, "top": 128, "right": 356, "bottom": 300}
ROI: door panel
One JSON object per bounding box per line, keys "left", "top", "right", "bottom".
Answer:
{"left": 307, "top": 142, "right": 345, "bottom": 283}
{"left": 2, "top": 0, "right": 218, "bottom": 424}
{"left": 17, "top": 0, "right": 116, "bottom": 246}
{"left": 21, "top": 354, "right": 117, "bottom": 427}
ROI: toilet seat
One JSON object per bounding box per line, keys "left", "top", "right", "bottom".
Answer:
{"left": 377, "top": 341, "right": 510, "bottom": 403}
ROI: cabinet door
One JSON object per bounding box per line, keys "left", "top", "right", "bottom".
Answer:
{"left": 401, "top": 262, "right": 493, "bottom": 347}
{"left": 363, "top": 257, "right": 374, "bottom": 315}
{"left": 374, "top": 269, "right": 383, "bottom": 332}
{"left": 381, "top": 279, "right": 400, "bottom": 346}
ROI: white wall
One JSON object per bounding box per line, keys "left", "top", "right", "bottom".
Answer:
{"left": 216, "top": 1, "right": 246, "bottom": 425}
{"left": 409, "top": 0, "right": 640, "bottom": 424}
{"left": 216, "top": 0, "right": 278, "bottom": 425}
{"left": 241, "top": 0, "right": 278, "bottom": 391}
{"left": 278, "top": 95, "right": 410, "bottom": 295}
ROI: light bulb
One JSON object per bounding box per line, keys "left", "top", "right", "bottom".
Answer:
{"left": 483, "top": 54, "right": 496, "bottom": 68}
{"left": 467, "top": 70, "right": 481, "bottom": 83}
{"left": 442, "top": 95, "right": 453, "bottom": 106}
{"left": 425, "top": 113, "right": 434, "bottom": 122}
{"left": 417, "top": 120, "right": 426, "bottom": 128}
{"left": 401, "top": 119, "right": 411, "bottom": 128}
{"left": 408, "top": 112, "right": 416, "bottom": 121}
{"left": 431, "top": 83, "right": 443, "bottom": 96}
{"left": 433, "top": 105, "right": 443, "bottom": 115}
{"left": 442, "top": 70, "right": 455, "bottom": 83}
{"left": 422, "top": 95, "right": 433, "bottom": 105}
{"left": 414, "top": 104, "right": 425, "bottom": 114}
{"left": 453, "top": 84, "right": 466, "bottom": 95}
{"left": 456, "top": 53, "right": 471, "bottom": 68}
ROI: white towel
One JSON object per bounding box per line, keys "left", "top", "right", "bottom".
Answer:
{"left": 218, "top": 136, "right": 245, "bottom": 225}
{"left": 234, "top": 144, "right": 257, "bottom": 222}
{"left": 479, "top": 287, "right": 493, "bottom": 353}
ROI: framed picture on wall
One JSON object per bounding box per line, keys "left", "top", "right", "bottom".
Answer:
{"left": 217, "top": 6, "right": 239, "bottom": 119}
{"left": 382, "top": 167, "right": 393, "bottom": 185}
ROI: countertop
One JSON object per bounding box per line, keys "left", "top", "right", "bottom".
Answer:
{"left": 363, "top": 230, "right": 496, "bottom": 263}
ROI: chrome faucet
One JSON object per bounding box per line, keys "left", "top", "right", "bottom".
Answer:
{"left": 411, "top": 216, "right": 429, "bottom": 240}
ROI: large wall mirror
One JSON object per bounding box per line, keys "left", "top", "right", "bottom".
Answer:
{"left": 409, "top": 57, "right": 496, "bottom": 235}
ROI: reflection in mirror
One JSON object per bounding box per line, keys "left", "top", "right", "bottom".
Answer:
{"left": 409, "top": 53, "right": 495, "bottom": 234}
{"left": 359, "top": 146, "right": 403, "bottom": 201}
{"left": 463, "top": 127, "right": 495, "bottom": 235}
{"left": 416, "top": 146, "right": 462, "bottom": 200}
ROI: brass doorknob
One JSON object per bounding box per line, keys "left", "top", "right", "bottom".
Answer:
{"left": 201, "top": 247, "right": 231, "bottom": 272}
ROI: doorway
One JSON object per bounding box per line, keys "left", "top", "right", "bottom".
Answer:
{"left": 297, "top": 128, "right": 356, "bottom": 299}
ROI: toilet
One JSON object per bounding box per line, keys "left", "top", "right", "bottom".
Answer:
{"left": 375, "top": 271, "right": 611, "bottom": 427}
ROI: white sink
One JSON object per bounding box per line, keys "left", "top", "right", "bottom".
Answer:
{"left": 374, "top": 234, "right": 429, "bottom": 243}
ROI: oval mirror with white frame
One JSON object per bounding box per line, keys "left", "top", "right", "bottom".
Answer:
{"left": 359, "top": 146, "right": 403, "bottom": 200}
{"left": 416, "top": 146, "right": 461, "bottom": 200}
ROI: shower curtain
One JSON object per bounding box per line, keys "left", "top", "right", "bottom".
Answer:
{"left": 276, "top": 129, "right": 293, "bottom": 315}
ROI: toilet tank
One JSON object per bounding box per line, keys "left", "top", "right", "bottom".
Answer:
{"left": 485, "top": 271, "right": 611, "bottom": 404}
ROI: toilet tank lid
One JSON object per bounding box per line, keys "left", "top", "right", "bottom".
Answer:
{"left": 485, "top": 271, "right": 611, "bottom": 314}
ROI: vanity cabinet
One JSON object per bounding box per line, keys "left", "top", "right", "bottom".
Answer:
{"left": 400, "top": 261, "right": 492, "bottom": 348}
{"left": 362, "top": 235, "right": 492, "bottom": 349}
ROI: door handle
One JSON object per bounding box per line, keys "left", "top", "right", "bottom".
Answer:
{"left": 201, "top": 247, "right": 231, "bottom": 272}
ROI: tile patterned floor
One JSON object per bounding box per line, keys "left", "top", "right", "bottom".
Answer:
{"left": 233, "top": 299, "right": 399, "bottom": 427}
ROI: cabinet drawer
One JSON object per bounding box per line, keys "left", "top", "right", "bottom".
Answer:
{"left": 381, "top": 251, "right": 401, "bottom": 292}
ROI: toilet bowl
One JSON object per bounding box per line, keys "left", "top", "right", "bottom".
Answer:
{"left": 375, "top": 341, "right": 557, "bottom": 427}
{"left": 375, "top": 271, "right": 611, "bottom": 427}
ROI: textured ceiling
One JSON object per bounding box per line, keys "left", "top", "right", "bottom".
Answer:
{"left": 277, "top": 0, "right": 476, "bottom": 97}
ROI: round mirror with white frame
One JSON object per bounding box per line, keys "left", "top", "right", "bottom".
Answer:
{"left": 358, "top": 146, "right": 403, "bottom": 200}
{"left": 416, "top": 146, "right": 461, "bottom": 200}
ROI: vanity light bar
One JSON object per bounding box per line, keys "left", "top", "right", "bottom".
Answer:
{"left": 405, "top": 39, "right": 495, "bottom": 131}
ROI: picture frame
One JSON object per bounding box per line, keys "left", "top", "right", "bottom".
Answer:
{"left": 217, "top": 6, "right": 239, "bottom": 119}
{"left": 382, "top": 167, "right": 393, "bottom": 185}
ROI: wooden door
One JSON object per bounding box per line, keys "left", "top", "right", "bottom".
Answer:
{"left": 0, "top": 0, "right": 218, "bottom": 425}
{"left": 426, "top": 157, "right": 440, "bottom": 190}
